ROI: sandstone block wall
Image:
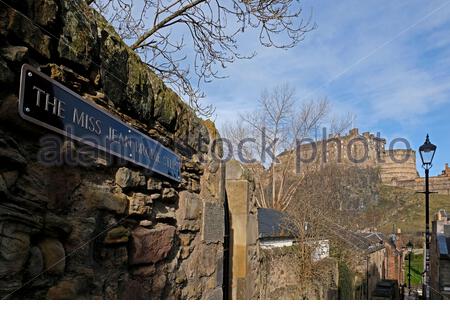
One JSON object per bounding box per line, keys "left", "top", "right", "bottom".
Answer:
{"left": 0, "top": 0, "right": 225, "bottom": 299}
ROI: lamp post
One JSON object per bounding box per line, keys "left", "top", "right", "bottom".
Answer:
{"left": 419, "top": 134, "right": 436, "bottom": 300}
{"left": 406, "top": 240, "right": 414, "bottom": 295}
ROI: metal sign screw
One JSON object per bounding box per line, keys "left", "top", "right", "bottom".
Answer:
{"left": 25, "top": 107, "right": 30, "bottom": 112}
{"left": 27, "top": 72, "right": 32, "bottom": 77}
{"left": 129, "top": 153, "right": 132, "bottom": 157}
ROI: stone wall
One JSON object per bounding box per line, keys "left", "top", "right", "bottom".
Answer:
{"left": 0, "top": 0, "right": 225, "bottom": 299}
{"left": 394, "top": 174, "right": 450, "bottom": 195}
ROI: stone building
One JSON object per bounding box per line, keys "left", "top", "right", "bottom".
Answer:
{"left": 430, "top": 210, "right": 450, "bottom": 299}
{"left": 277, "top": 128, "right": 418, "bottom": 184}
{"left": 382, "top": 231, "right": 405, "bottom": 286}
{"left": 0, "top": 0, "right": 226, "bottom": 299}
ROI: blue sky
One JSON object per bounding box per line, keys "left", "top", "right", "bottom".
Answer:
{"left": 200, "top": 0, "right": 450, "bottom": 176}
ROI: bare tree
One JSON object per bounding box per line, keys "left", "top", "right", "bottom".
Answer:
{"left": 222, "top": 84, "right": 330, "bottom": 211}
{"left": 88, "top": 0, "right": 315, "bottom": 116}
{"left": 285, "top": 164, "right": 381, "bottom": 298}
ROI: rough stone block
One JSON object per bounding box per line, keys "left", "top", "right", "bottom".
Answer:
{"left": 26, "top": 246, "right": 44, "bottom": 279}
{"left": 162, "top": 187, "right": 177, "bottom": 203}
{"left": 204, "top": 287, "right": 223, "bottom": 300}
{"left": 129, "top": 225, "right": 176, "bottom": 265}
{"left": 0, "top": 223, "right": 30, "bottom": 276}
{"left": 247, "top": 213, "right": 258, "bottom": 246}
{"left": 201, "top": 201, "right": 225, "bottom": 243}
{"left": 38, "top": 238, "right": 65, "bottom": 275}
{"left": 115, "top": 167, "right": 146, "bottom": 189}
{"left": 225, "top": 160, "right": 249, "bottom": 180}
{"left": 147, "top": 178, "right": 162, "bottom": 191}
{"left": 1, "top": 46, "right": 28, "bottom": 62}
{"left": 85, "top": 188, "right": 128, "bottom": 214}
{"left": 127, "top": 192, "right": 152, "bottom": 215}
{"left": 104, "top": 226, "right": 129, "bottom": 244}
{"left": 47, "top": 277, "right": 86, "bottom": 300}
{"left": 177, "top": 191, "right": 202, "bottom": 221}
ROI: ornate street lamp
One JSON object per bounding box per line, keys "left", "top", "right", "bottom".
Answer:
{"left": 406, "top": 240, "right": 414, "bottom": 294}
{"left": 419, "top": 135, "right": 437, "bottom": 168}
{"left": 419, "top": 134, "right": 436, "bottom": 300}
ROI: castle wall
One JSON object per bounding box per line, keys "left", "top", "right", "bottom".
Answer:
{"left": 278, "top": 128, "right": 419, "bottom": 184}
{"left": 380, "top": 149, "right": 418, "bottom": 184}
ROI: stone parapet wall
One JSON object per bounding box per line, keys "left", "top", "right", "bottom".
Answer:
{"left": 394, "top": 176, "right": 450, "bottom": 195}
{"left": 380, "top": 149, "right": 418, "bottom": 184}
{"left": 0, "top": 0, "right": 224, "bottom": 299}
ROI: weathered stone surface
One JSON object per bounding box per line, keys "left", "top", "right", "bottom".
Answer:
{"left": 104, "top": 226, "right": 130, "bottom": 245}
{"left": 147, "top": 178, "right": 162, "bottom": 191}
{"left": 0, "top": 223, "right": 30, "bottom": 276}
{"left": 247, "top": 213, "right": 258, "bottom": 246}
{"left": 202, "top": 201, "right": 225, "bottom": 243}
{"left": 27, "top": 0, "right": 58, "bottom": 27}
{"left": 225, "top": 160, "right": 250, "bottom": 180}
{"left": 1, "top": 171, "right": 19, "bottom": 189}
{"left": 43, "top": 215, "right": 72, "bottom": 238}
{"left": 131, "top": 265, "right": 156, "bottom": 277}
{"left": 98, "top": 246, "right": 128, "bottom": 268}
{"left": 204, "top": 287, "right": 223, "bottom": 300}
{"left": 58, "top": 2, "right": 98, "bottom": 69}
{"left": 38, "top": 238, "right": 65, "bottom": 275}
{"left": 129, "top": 225, "right": 176, "bottom": 265}
{"left": 0, "top": 134, "right": 27, "bottom": 168}
{"left": 5, "top": 8, "right": 52, "bottom": 59}
{"left": 0, "top": 58, "right": 14, "bottom": 84}
{"left": 139, "top": 220, "right": 153, "bottom": 228}
{"left": 98, "top": 17, "right": 129, "bottom": 109}
{"left": 115, "top": 167, "right": 146, "bottom": 189}
{"left": 128, "top": 193, "right": 152, "bottom": 215}
{"left": 152, "top": 273, "right": 167, "bottom": 293}
{"left": 153, "top": 88, "right": 179, "bottom": 130}
{"left": 1, "top": 46, "right": 28, "bottom": 62}
{"left": 25, "top": 246, "right": 44, "bottom": 279}
{"left": 41, "top": 64, "right": 91, "bottom": 93}
{"left": 47, "top": 277, "right": 87, "bottom": 299}
{"left": 84, "top": 187, "right": 128, "bottom": 214}
{"left": 186, "top": 243, "right": 218, "bottom": 278}
{"left": 119, "top": 278, "right": 148, "bottom": 300}
{"left": 162, "top": 187, "right": 177, "bottom": 203}
{"left": 176, "top": 191, "right": 202, "bottom": 221}
{"left": 0, "top": 175, "right": 7, "bottom": 196}
{"left": 126, "top": 52, "right": 154, "bottom": 121}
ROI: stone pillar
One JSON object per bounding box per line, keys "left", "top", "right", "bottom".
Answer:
{"left": 225, "top": 160, "right": 257, "bottom": 299}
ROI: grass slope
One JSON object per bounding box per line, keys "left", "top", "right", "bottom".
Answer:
{"left": 365, "top": 185, "right": 450, "bottom": 244}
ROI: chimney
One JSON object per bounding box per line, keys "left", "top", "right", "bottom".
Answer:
{"left": 349, "top": 128, "right": 359, "bottom": 136}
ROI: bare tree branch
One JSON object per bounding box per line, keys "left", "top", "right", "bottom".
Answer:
{"left": 89, "top": 0, "right": 316, "bottom": 116}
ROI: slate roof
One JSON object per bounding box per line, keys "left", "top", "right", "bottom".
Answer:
{"left": 437, "top": 235, "right": 450, "bottom": 259}
{"left": 257, "top": 208, "right": 386, "bottom": 254}
{"left": 257, "top": 208, "right": 295, "bottom": 239}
